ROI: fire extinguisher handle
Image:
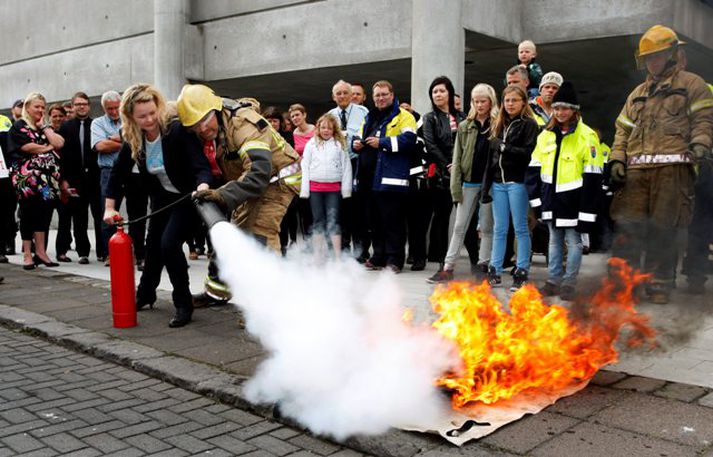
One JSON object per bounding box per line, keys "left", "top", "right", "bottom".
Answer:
{"left": 112, "top": 214, "right": 125, "bottom": 226}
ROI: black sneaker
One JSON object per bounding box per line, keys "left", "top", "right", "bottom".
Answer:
{"left": 510, "top": 268, "right": 528, "bottom": 292}
{"left": 487, "top": 266, "right": 502, "bottom": 287}
{"left": 411, "top": 259, "right": 427, "bottom": 271}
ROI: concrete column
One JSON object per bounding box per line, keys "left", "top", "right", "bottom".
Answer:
{"left": 410, "top": 0, "right": 465, "bottom": 115}
{"left": 154, "top": 0, "right": 187, "bottom": 100}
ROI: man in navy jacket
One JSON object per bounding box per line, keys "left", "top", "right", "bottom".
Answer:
{"left": 353, "top": 80, "right": 417, "bottom": 272}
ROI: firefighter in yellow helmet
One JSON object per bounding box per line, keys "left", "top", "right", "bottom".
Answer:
{"left": 609, "top": 25, "right": 713, "bottom": 304}
{"left": 177, "top": 84, "right": 301, "bottom": 306}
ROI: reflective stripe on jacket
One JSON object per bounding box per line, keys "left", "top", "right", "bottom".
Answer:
{"left": 357, "top": 102, "right": 417, "bottom": 192}
{"left": 526, "top": 119, "right": 604, "bottom": 231}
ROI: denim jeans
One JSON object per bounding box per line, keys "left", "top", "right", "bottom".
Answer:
{"left": 309, "top": 191, "right": 341, "bottom": 236}
{"left": 547, "top": 222, "right": 583, "bottom": 287}
{"left": 490, "top": 182, "right": 531, "bottom": 274}
{"left": 444, "top": 185, "right": 492, "bottom": 269}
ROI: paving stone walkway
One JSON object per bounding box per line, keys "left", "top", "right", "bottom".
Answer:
{"left": 2, "top": 262, "right": 713, "bottom": 456}
{"left": 0, "top": 326, "right": 362, "bottom": 457}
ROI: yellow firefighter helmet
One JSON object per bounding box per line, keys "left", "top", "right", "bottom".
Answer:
{"left": 176, "top": 84, "right": 223, "bottom": 127}
{"left": 635, "top": 25, "right": 686, "bottom": 69}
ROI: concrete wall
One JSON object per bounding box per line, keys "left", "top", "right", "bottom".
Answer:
{"left": 190, "top": 0, "right": 311, "bottom": 23}
{"left": 192, "top": 0, "right": 412, "bottom": 82}
{"left": 462, "top": 0, "right": 523, "bottom": 44}
{"left": 673, "top": 0, "right": 713, "bottom": 49}
{"left": 0, "top": 0, "right": 153, "bottom": 107}
{"left": 1, "top": 0, "right": 711, "bottom": 111}
{"left": 0, "top": 0, "right": 152, "bottom": 64}
{"left": 461, "top": 0, "right": 712, "bottom": 46}
{"left": 520, "top": 0, "right": 676, "bottom": 43}
{"left": 1, "top": 35, "right": 154, "bottom": 107}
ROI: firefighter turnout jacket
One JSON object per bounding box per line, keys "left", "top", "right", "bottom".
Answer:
{"left": 526, "top": 119, "right": 604, "bottom": 232}
{"left": 214, "top": 99, "right": 300, "bottom": 247}
{"left": 612, "top": 68, "right": 713, "bottom": 168}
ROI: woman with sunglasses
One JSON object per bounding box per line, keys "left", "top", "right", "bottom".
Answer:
{"left": 103, "top": 84, "right": 212, "bottom": 328}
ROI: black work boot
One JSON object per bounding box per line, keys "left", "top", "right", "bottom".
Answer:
{"left": 192, "top": 292, "right": 229, "bottom": 309}
{"left": 647, "top": 283, "right": 670, "bottom": 305}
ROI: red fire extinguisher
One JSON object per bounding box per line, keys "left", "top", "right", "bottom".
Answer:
{"left": 109, "top": 218, "right": 137, "bottom": 328}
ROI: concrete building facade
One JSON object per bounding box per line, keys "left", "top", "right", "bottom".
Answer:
{"left": 1, "top": 0, "right": 712, "bottom": 140}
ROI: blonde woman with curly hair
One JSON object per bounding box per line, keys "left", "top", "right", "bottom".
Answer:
{"left": 103, "top": 84, "right": 212, "bottom": 328}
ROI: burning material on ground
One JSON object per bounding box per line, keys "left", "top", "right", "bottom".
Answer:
{"left": 407, "top": 257, "right": 657, "bottom": 444}
{"left": 209, "top": 221, "right": 655, "bottom": 445}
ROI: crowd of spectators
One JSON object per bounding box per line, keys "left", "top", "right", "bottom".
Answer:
{"left": 0, "top": 35, "right": 711, "bottom": 307}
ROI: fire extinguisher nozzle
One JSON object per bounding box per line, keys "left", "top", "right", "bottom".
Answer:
{"left": 193, "top": 199, "right": 228, "bottom": 228}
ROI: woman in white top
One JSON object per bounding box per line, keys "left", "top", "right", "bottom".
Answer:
{"left": 300, "top": 114, "right": 352, "bottom": 260}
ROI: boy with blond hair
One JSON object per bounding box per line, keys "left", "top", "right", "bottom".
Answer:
{"left": 518, "top": 40, "right": 543, "bottom": 97}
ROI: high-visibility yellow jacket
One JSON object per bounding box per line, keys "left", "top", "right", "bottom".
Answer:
{"left": 526, "top": 119, "right": 604, "bottom": 232}
{"left": 611, "top": 68, "right": 713, "bottom": 168}
{"left": 0, "top": 114, "right": 11, "bottom": 132}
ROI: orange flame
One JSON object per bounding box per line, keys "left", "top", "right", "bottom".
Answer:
{"left": 432, "top": 258, "right": 656, "bottom": 408}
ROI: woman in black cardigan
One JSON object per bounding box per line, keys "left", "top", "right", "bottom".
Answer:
{"left": 422, "top": 76, "right": 466, "bottom": 269}
{"left": 104, "top": 84, "right": 212, "bottom": 328}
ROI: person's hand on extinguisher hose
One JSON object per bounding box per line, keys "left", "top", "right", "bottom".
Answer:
{"left": 103, "top": 198, "right": 122, "bottom": 225}
{"left": 192, "top": 187, "right": 228, "bottom": 211}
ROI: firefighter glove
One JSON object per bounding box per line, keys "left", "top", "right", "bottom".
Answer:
{"left": 610, "top": 161, "right": 627, "bottom": 185}
{"left": 193, "top": 189, "right": 227, "bottom": 210}
{"left": 690, "top": 143, "right": 711, "bottom": 162}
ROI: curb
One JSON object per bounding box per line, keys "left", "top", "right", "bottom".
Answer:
{"left": 0, "top": 303, "right": 472, "bottom": 457}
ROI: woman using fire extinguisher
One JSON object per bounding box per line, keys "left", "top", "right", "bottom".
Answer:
{"left": 103, "top": 84, "right": 212, "bottom": 328}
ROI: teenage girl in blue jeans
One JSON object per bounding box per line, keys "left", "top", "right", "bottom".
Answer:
{"left": 482, "top": 86, "right": 539, "bottom": 291}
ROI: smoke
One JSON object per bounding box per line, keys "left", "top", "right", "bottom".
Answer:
{"left": 209, "top": 222, "right": 458, "bottom": 440}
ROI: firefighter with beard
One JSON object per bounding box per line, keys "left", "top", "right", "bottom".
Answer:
{"left": 609, "top": 25, "right": 713, "bottom": 304}
{"left": 177, "top": 84, "right": 301, "bottom": 307}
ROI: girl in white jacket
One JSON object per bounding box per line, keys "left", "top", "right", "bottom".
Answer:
{"left": 300, "top": 114, "right": 352, "bottom": 260}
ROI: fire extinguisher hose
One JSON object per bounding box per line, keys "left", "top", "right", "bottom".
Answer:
{"left": 115, "top": 193, "right": 193, "bottom": 227}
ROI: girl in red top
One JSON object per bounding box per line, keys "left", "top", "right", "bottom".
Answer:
{"left": 289, "top": 104, "right": 315, "bottom": 236}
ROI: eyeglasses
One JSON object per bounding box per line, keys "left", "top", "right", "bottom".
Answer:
{"left": 73, "top": 102, "right": 89, "bottom": 107}
{"left": 189, "top": 111, "right": 216, "bottom": 132}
